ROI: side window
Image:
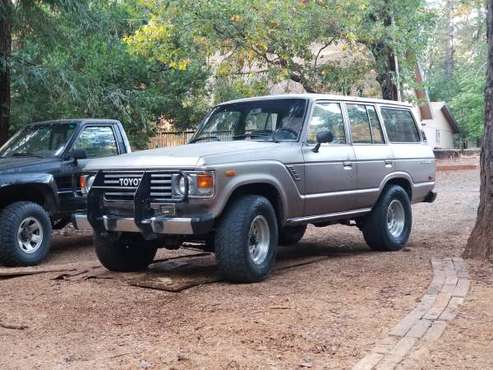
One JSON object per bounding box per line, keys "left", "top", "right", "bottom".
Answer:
{"left": 307, "top": 103, "right": 345, "bottom": 144}
{"left": 72, "top": 126, "right": 118, "bottom": 158}
{"left": 366, "top": 106, "right": 385, "bottom": 143}
{"left": 381, "top": 108, "right": 420, "bottom": 143}
{"left": 347, "top": 104, "right": 372, "bottom": 144}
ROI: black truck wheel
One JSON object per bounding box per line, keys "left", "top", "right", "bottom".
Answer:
{"left": 215, "top": 195, "right": 278, "bottom": 283}
{"left": 279, "top": 225, "right": 307, "bottom": 246}
{"left": 94, "top": 232, "right": 158, "bottom": 272}
{"left": 361, "top": 185, "right": 412, "bottom": 251}
{"left": 0, "top": 201, "right": 52, "bottom": 266}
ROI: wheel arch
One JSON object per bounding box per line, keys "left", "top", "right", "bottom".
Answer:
{"left": 0, "top": 183, "right": 58, "bottom": 214}
{"left": 379, "top": 172, "right": 413, "bottom": 201}
{"left": 224, "top": 182, "right": 286, "bottom": 228}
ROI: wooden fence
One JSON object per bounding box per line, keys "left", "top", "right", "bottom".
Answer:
{"left": 148, "top": 130, "right": 234, "bottom": 148}
{"left": 148, "top": 130, "right": 195, "bottom": 148}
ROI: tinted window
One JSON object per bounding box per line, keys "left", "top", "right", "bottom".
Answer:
{"left": 0, "top": 123, "right": 77, "bottom": 158}
{"left": 307, "top": 103, "right": 345, "bottom": 144}
{"left": 347, "top": 104, "right": 372, "bottom": 144}
{"left": 367, "top": 106, "right": 385, "bottom": 143}
{"left": 381, "top": 108, "right": 420, "bottom": 143}
{"left": 72, "top": 126, "right": 118, "bottom": 158}
{"left": 194, "top": 99, "right": 306, "bottom": 142}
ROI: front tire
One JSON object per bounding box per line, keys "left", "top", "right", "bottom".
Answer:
{"left": 0, "top": 202, "right": 52, "bottom": 266}
{"left": 361, "top": 185, "right": 412, "bottom": 251}
{"left": 94, "top": 232, "right": 158, "bottom": 272}
{"left": 215, "top": 195, "right": 278, "bottom": 283}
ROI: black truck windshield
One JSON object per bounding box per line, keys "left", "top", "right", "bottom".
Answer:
{"left": 191, "top": 99, "right": 307, "bottom": 143}
{"left": 0, "top": 123, "right": 77, "bottom": 158}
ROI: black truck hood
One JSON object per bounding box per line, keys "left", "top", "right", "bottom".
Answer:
{"left": 0, "top": 157, "right": 60, "bottom": 174}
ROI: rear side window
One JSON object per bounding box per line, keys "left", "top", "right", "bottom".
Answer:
{"left": 347, "top": 104, "right": 385, "bottom": 144}
{"left": 381, "top": 108, "right": 420, "bottom": 143}
{"left": 347, "top": 104, "right": 372, "bottom": 143}
{"left": 367, "top": 106, "right": 385, "bottom": 143}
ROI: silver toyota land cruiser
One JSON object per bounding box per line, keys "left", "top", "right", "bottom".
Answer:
{"left": 77, "top": 94, "right": 436, "bottom": 283}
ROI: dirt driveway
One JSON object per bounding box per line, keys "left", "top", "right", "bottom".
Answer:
{"left": 0, "top": 168, "right": 491, "bottom": 370}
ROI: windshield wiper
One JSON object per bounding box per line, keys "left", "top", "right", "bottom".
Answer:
{"left": 190, "top": 135, "right": 220, "bottom": 143}
{"left": 233, "top": 132, "right": 274, "bottom": 141}
{"left": 10, "top": 152, "right": 44, "bottom": 158}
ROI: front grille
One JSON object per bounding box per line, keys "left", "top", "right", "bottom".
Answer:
{"left": 94, "top": 170, "right": 182, "bottom": 203}
{"left": 100, "top": 171, "right": 144, "bottom": 201}
{"left": 150, "top": 172, "right": 175, "bottom": 201}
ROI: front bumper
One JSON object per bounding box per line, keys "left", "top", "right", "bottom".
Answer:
{"left": 75, "top": 213, "right": 213, "bottom": 235}
{"left": 85, "top": 170, "right": 214, "bottom": 237}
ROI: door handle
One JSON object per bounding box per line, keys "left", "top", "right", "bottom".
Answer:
{"left": 343, "top": 161, "right": 353, "bottom": 170}
{"left": 384, "top": 160, "right": 393, "bottom": 168}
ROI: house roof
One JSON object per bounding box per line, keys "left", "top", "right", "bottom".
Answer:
{"left": 440, "top": 104, "right": 461, "bottom": 134}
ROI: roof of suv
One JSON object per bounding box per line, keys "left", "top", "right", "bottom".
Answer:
{"left": 220, "top": 93, "right": 413, "bottom": 107}
{"left": 28, "top": 119, "right": 121, "bottom": 126}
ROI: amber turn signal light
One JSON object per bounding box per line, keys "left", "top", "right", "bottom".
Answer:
{"left": 197, "top": 174, "right": 214, "bottom": 189}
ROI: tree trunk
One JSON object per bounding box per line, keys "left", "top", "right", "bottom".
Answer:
{"left": 463, "top": 0, "right": 493, "bottom": 260}
{"left": 0, "top": 0, "right": 12, "bottom": 145}
{"left": 444, "top": 0, "right": 455, "bottom": 81}
{"left": 371, "top": 43, "right": 400, "bottom": 101}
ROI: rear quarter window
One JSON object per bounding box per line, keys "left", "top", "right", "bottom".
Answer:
{"left": 381, "top": 108, "right": 420, "bottom": 143}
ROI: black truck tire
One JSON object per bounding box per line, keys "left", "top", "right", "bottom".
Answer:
{"left": 94, "top": 232, "right": 158, "bottom": 272}
{"left": 361, "top": 185, "right": 412, "bottom": 251}
{"left": 279, "top": 225, "right": 307, "bottom": 246}
{"left": 0, "top": 201, "right": 52, "bottom": 266}
{"left": 215, "top": 195, "right": 278, "bottom": 283}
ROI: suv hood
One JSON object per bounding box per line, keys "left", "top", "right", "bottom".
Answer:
{"left": 0, "top": 156, "right": 59, "bottom": 174}
{"left": 84, "top": 141, "right": 300, "bottom": 171}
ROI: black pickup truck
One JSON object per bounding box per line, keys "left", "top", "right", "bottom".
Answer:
{"left": 0, "top": 119, "right": 131, "bottom": 266}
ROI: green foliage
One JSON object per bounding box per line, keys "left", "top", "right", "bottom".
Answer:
{"left": 10, "top": 0, "right": 210, "bottom": 148}
{"left": 424, "top": 0, "right": 486, "bottom": 142}
{"left": 124, "top": 0, "right": 435, "bottom": 101}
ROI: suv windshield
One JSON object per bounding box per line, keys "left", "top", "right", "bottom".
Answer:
{"left": 0, "top": 123, "right": 77, "bottom": 158}
{"left": 191, "top": 98, "right": 307, "bottom": 143}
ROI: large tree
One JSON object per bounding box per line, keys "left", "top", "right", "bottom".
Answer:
{"left": 0, "top": 0, "right": 12, "bottom": 145}
{"left": 3, "top": 1, "right": 210, "bottom": 147}
{"left": 125, "top": 0, "right": 433, "bottom": 101}
{"left": 0, "top": 0, "right": 85, "bottom": 145}
{"left": 464, "top": 0, "right": 493, "bottom": 260}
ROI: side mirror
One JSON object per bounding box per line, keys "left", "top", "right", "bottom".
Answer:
{"left": 312, "top": 130, "right": 334, "bottom": 153}
{"left": 68, "top": 149, "right": 87, "bottom": 162}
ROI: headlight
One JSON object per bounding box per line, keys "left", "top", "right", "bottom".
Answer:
{"left": 173, "top": 171, "right": 215, "bottom": 198}
{"left": 80, "top": 174, "right": 96, "bottom": 195}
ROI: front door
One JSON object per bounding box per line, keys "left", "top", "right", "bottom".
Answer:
{"left": 302, "top": 101, "right": 356, "bottom": 216}
{"left": 59, "top": 125, "right": 120, "bottom": 213}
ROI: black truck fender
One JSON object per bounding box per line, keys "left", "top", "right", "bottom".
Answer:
{"left": 0, "top": 173, "right": 60, "bottom": 214}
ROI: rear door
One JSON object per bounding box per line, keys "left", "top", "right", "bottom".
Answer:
{"left": 345, "top": 103, "right": 393, "bottom": 209}
{"left": 302, "top": 101, "right": 357, "bottom": 216}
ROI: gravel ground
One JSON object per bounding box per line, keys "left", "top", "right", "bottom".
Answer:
{"left": 0, "top": 168, "right": 490, "bottom": 370}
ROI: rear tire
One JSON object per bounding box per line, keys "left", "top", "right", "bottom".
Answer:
{"left": 94, "top": 232, "right": 158, "bottom": 272}
{"left": 215, "top": 195, "right": 278, "bottom": 283}
{"left": 0, "top": 202, "right": 52, "bottom": 266}
{"left": 361, "top": 185, "right": 412, "bottom": 251}
{"left": 279, "top": 225, "right": 307, "bottom": 246}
